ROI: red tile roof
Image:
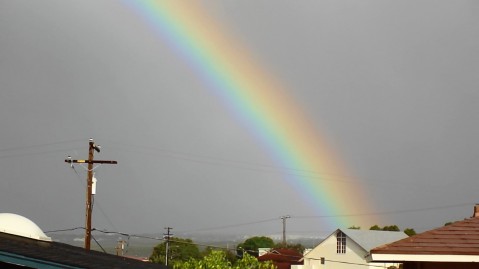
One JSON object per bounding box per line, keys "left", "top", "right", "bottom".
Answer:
{"left": 371, "top": 217, "right": 479, "bottom": 255}
{"left": 258, "top": 248, "right": 303, "bottom": 269}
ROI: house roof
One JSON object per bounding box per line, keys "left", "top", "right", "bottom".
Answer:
{"left": 257, "top": 248, "right": 303, "bottom": 263}
{"left": 370, "top": 216, "right": 479, "bottom": 258}
{"left": 258, "top": 248, "right": 303, "bottom": 269}
{"left": 341, "top": 229, "right": 408, "bottom": 252}
{"left": 0, "top": 231, "right": 166, "bottom": 269}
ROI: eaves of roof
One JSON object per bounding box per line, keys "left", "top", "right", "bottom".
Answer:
{"left": 371, "top": 217, "right": 479, "bottom": 256}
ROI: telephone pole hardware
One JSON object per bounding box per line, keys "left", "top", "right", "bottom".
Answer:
{"left": 65, "top": 138, "right": 117, "bottom": 250}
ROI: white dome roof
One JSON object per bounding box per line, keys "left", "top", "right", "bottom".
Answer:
{"left": 0, "top": 213, "right": 51, "bottom": 241}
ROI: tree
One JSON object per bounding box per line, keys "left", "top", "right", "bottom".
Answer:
{"left": 273, "top": 242, "right": 305, "bottom": 254}
{"left": 403, "top": 228, "right": 416, "bottom": 236}
{"left": 237, "top": 236, "right": 275, "bottom": 257}
{"left": 176, "top": 251, "right": 275, "bottom": 269}
{"left": 179, "top": 250, "right": 232, "bottom": 269}
{"left": 150, "top": 237, "right": 201, "bottom": 266}
{"left": 369, "top": 225, "right": 400, "bottom": 231}
{"left": 202, "top": 246, "right": 237, "bottom": 264}
{"left": 382, "top": 225, "right": 400, "bottom": 231}
{"left": 348, "top": 225, "right": 361, "bottom": 229}
{"left": 235, "top": 251, "right": 276, "bottom": 269}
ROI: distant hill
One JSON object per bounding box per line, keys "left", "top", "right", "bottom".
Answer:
{"left": 49, "top": 232, "right": 324, "bottom": 258}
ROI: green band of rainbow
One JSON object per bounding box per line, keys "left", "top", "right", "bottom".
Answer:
{"left": 122, "top": 0, "right": 378, "bottom": 230}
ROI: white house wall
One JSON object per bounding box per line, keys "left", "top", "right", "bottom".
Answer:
{"left": 301, "top": 232, "right": 400, "bottom": 269}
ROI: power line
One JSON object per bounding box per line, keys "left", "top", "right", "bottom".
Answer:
{"left": 307, "top": 257, "right": 388, "bottom": 268}
{"left": 45, "top": 202, "right": 474, "bottom": 239}
{"left": 165, "top": 202, "right": 475, "bottom": 234}
{"left": 68, "top": 163, "right": 119, "bottom": 232}
{"left": 0, "top": 148, "right": 82, "bottom": 160}
{"left": 0, "top": 138, "right": 85, "bottom": 153}
{"left": 46, "top": 226, "right": 394, "bottom": 268}
{"left": 294, "top": 202, "right": 474, "bottom": 219}
{"left": 45, "top": 227, "right": 85, "bottom": 233}
{"left": 102, "top": 141, "right": 360, "bottom": 184}
{"left": 91, "top": 234, "right": 107, "bottom": 253}
{"left": 91, "top": 139, "right": 474, "bottom": 191}
{"left": 176, "top": 217, "right": 280, "bottom": 233}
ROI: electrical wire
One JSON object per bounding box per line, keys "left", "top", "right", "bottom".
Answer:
{"left": 102, "top": 141, "right": 361, "bottom": 185}
{"left": 176, "top": 217, "right": 281, "bottom": 233}
{"left": 90, "top": 228, "right": 235, "bottom": 252}
{"left": 307, "top": 257, "right": 389, "bottom": 268}
{"left": 171, "top": 202, "right": 474, "bottom": 234}
{"left": 45, "top": 201, "right": 474, "bottom": 239}
{"left": 91, "top": 234, "right": 107, "bottom": 253}
{"left": 58, "top": 228, "right": 388, "bottom": 268}
{"left": 294, "top": 202, "right": 473, "bottom": 219}
{"left": 98, "top": 141, "right": 447, "bottom": 191}
{"left": 68, "top": 162, "right": 119, "bottom": 232}
{"left": 43, "top": 226, "right": 398, "bottom": 269}
{"left": 44, "top": 227, "right": 85, "bottom": 233}
{"left": 0, "top": 139, "right": 86, "bottom": 161}
{"left": 0, "top": 148, "right": 82, "bottom": 160}
{"left": 0, "top": 138, "right": 85, "bottom": 153}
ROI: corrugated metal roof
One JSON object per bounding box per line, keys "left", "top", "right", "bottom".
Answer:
{"left": 342, "top": 229, "right": 408, "bottom": 251}
{"left": 371, "top": 217, "right": 479, "bottom": 255}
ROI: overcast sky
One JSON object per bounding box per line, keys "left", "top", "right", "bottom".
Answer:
{"left": 0, "top": 0, "right": 478, "bottom": 238}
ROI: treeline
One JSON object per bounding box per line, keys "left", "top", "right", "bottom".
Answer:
{"left": 349, "top": 225, "right": 416, "bottom": 236}
{"left": 149, "top": 236, "right": 302, "bottom": 268}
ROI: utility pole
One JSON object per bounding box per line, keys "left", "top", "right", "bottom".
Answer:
{"left": 164, "top": 227, "right": 173, "bottom": 266}
{"left": 116, "top": 239, "right": 126, "bottom": 256}
{"left": 65, "top": 138, "right": 117, "bottom": 250}
{"left": 281, "top": 215, "right": 291, "bottom": 245}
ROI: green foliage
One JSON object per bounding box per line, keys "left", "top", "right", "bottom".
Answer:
{"left": 235, "top": 252, "right": 276, "bottom": 269}
{"left": 174, "top": 251, "right": 276, "bottom": 269}
{"left": 369, "top": 225, "right": 400, "bottom": 231}
{"left": 150, "top": 237, "right": 201, "bottom": 265}
{"left": 348, "top": 225, "right": 361, "bottom": 229}
{"left": 178, "top": 250, "right": 231, "bottom": 269}
{"left": 382, "top": 225, "right": 400, "bottom": 231}
{"left": 201, "top": 247, "right": 237, "bottom": 264}
{"left": 444, "top": 222, "right": 454, "bottom": 226}
{"left": 403, "top": 228, "right": 416, "bottom": 236}
{"left": 273, "top": 242, "right": 305, "bottom": 254}
{"left": 237, "top": 236, "right": 275, "bottom": 257}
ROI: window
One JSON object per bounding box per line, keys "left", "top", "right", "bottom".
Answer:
{"left": 336, "top": 231, "right": 346, "bottom": 254}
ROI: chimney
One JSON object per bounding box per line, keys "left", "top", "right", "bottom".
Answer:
{"left": 473, "top": 205, "right": 479, "bottom": 218}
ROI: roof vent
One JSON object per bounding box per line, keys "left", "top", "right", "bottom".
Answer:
{"left": 0, "top": 213, "right": 52, "bottom": 241}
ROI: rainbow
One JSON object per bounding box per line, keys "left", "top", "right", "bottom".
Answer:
{"left": 122, "top": 0, "right": 378, "bottom": 229}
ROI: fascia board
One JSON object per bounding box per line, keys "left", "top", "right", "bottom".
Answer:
{"left": 370, "top": 253, "right": 479, "bottom": 263}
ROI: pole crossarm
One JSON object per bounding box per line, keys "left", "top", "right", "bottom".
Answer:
{"left": 65, "top": 159, "right": 118, "bottom": 164}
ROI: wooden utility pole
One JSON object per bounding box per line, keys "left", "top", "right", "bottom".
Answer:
{"left": 65, "top": 138, "right": 117, "bottom": 250}
{"left": 164, "top": 227, "right": 173, "bottom": 266}
{"left": 116, "top": 239, "right": 127, "bottom": 256}
{"left": 281, "top": 215, "right": 290, "bottom": 245}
